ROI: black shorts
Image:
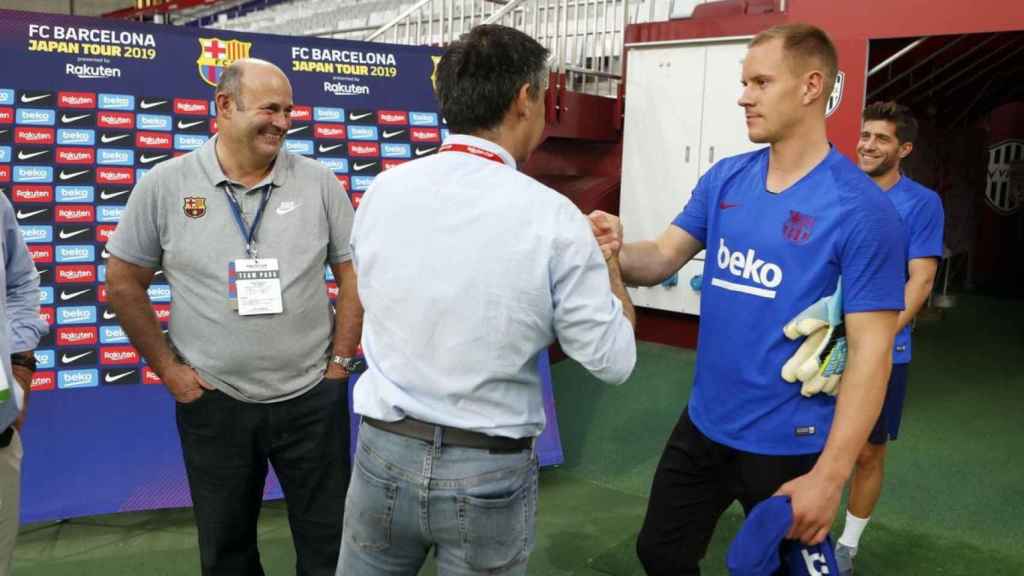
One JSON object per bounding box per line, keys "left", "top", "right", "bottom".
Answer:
{"left": 636, "top": 407, "right": 819, "bottom": 576}
{"left": 868, "top": 363, "right": 910, "bottom": 445}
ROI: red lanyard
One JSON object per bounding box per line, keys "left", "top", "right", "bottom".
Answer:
{"left": 438, "top": 143, "right": 507, "bottom": 166}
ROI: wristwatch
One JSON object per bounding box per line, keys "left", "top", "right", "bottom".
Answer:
{"left": 10, "top": 352, "right": 36, "bottom": 372}
{"left": 330, "top": 355, "right": 367, "bottom": 373}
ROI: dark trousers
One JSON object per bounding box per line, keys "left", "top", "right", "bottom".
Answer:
{"left": 636, "top": 408, "right": 818, "bottom": 576}
{"left": 176, "top": 377, "right": 350, "bottom": 576}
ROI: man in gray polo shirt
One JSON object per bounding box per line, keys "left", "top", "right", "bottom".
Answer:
{"left": 106, "top": 59, "right": 361, "bottom": 576}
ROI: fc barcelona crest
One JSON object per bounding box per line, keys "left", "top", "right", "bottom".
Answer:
{"left": 197, "top": 38, "right": 253, "bottom": 87}
{"left": 184, "top": 196, "right": 207, "bottom": 219}
{"left": 783, "top": 210, "right": 815, "bottom": 245}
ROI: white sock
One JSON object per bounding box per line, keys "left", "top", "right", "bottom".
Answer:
{"left": 838, "top": 511, "right": 870, "bottom": 551}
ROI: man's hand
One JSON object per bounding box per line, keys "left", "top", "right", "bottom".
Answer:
{"left": 324, "top": 362, "right": 350, "bottom": 381}
{"left": 774, "top": 468, "right": 844, "bottom": 545}
{"left": 161, "top": 362, "right": 214, "bottom": 404}
{"left": 588, "top": 210, "right": 623, "bottom": 261}
{"left": 11, "top": 365, "right": 32, "bottom": 430}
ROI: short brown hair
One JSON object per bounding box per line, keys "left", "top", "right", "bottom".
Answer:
{"left": 862, "top": 101, "right": 919, "bottom": 144}
{"left": 750, "top": 23, "right": 839, "bottom": 101}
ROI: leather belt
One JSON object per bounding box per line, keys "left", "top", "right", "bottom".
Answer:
{"left": 364, "top": 417, "right": 532, "bottom": 453}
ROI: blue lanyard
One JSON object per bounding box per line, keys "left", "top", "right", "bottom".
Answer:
{"left": 222, "top": 183, "right": 272, "bottom": 259}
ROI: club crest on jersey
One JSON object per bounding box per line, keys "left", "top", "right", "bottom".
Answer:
{"left": 184, "top": 196, "right": 207, "bottom": 218}
{"left": 197, "top": 38, "right": 252, "bottom": 87}
{"left": 783, "top": 210, "right": 815, "bottom": 245}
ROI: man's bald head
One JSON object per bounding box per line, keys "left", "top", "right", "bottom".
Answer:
{"left": 215, "top": 58, "right": 290, "bottom": 113}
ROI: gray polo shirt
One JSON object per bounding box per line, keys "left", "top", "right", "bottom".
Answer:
{"left": 108, "top": 136, "right": 354, "bottom": 402}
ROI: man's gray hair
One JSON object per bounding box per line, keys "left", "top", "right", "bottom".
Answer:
{"left": 215, "top": 62, "right": 246, "bottom": 112}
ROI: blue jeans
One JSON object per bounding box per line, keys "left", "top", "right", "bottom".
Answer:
{"left": 337, "top": 421, "right": 538, "bottom": 576}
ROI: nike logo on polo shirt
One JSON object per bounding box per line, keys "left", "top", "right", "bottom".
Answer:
{"left": 139, "top": 99, "right": 167, "bottom": 109}
{"left": 60, "top": 289, "right": 91, "bottom": 301}
{"left": 100, "top": 189, "right": 130, "bottom": 200}
{"left": 61, "top": 351, "right": 92, "bottom": 363}
{"left": 58, "top": 228, "right": 89, "bottom": 240}
{"left": 100, "top": 134, "right": 130, "bottom": 144}
{"left": 61, "top": 114, "right": 90, "bottom": 123}
{"left": 719, "top": 201, "right": 741, "bottom": 210}
{"left": 20, "top": 94, "right": 50, "bottom": 104}
{"left": 105, "top": 370, "right": 136, "bottom": 383}
{"left": 276, "top": 202, "right": 300, "bottom": 215}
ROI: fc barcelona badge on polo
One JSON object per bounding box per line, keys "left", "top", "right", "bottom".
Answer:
{"left": 184, "top": 196, "right": 207, "bottom": 219}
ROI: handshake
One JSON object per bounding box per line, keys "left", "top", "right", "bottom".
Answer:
{"left": 588, "top": 210, "right": 623, "bottom": 261}
{"left": 781, "top": 279, "right": 847, "bottom": 397}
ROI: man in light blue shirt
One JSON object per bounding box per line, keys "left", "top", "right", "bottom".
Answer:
{"left": 0, "top": 193, "right": 49, "bottom": 575}
{"left": 337, "top": 24, "right": 637, "bottom": 576}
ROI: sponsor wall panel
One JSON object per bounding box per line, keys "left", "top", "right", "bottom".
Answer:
{"left": 0, "top": 9, "right": 563, "bottom": 523}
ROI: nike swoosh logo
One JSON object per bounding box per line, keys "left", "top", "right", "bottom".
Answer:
{"left": 59, "top": 169, "right": 89, "bottom": 180}
{"left": 59, "top": 229, "right": 89, "bottom": 239}
{"left": 21, "top": 94, "right": 50, "bottom": 103}
{"left": 140, "top": 154, "right": 168, "bottom": 164}
{"left": 382, "top": 130, "right": 405, "bottom": 138}
{"left": 719, "top": 202, "right": 740, "bottom": 210}
{"left": 60, "top": 289, "right": 91, "bottom": 300}
{"left": 100, "top": 190, "right": 130, "bottom": 200}
{"left": 353, "top": 162, "right": 376, "bottom": 171}
{"left": 100, "top": 134, "right": 129, "bottom": 143}
{"left": 105, "top": 370, "right": 136, "bottom": 383}
{"left": 139, "top": 100, "right": 167, "bottom": 109}
{"left": 318, "top": 144, "right": 344, "bottom": 153}
{"left": 101, "top": 249, "right": 111, "bottom": 259}
{"left": 16, "top": 209, "right": 47, "bottom": 219}
{"left": 349, "top": 112, "right": 372, "bottom": 121}
{"left": 414, "top": 147, "right": 437, "bottom": 157}
{"left": 177, "top": 120, "right": 203, "bottom": 129}
{"left": 62, "top": 114, "right": 90, "bottom": 123}
{"left": 276, "top": 205, "right": 300, "bottom": 215}
{"left": 18, "top": 150, "right": 48, "bottom": 160}
{"left": 103, "top": 310, "right": 117, "bottom": 320}
{"left": 61, "top": 351, "right": 92, "bottom": 363}
{"left": 286, "top": 126, "right": 307, "bottom": 135}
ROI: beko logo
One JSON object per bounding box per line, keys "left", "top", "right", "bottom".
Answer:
{"left": 712, "top": 238, "right": 783, "bottom": 299}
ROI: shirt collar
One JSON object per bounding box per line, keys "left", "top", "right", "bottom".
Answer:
{"left": 197, "top": 134, "right": 289, "bottom": 191}
{"left": 441, "top": 134, "right": 517, "bottom": 169}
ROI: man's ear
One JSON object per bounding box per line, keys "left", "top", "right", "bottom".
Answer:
{"left": 802, "top": 70, "right": 826, "bottom": 107}
{"left": 514, "top": 82, "right": 533, "bottom": 118}
{"left": 215, "top": 93, "right": 232, "bottom": 118}
{"left": 898, "top": 141, "right": 914, "bottom": 160}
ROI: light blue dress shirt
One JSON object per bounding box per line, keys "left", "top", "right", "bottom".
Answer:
{"left": 351, "top": 134, "right": 636, "bottom": 438}
{"left": 0, "top": 194, "right": 48, "bottom": 430}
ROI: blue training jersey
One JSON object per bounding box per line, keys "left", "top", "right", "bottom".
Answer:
{"left": 674, "top": 147, "right": 906, "bottom": 455}
{"left": 886, "top": 176, "right": 944, "bottom": 365}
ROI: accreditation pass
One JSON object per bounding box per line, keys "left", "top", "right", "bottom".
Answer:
{"left": 234, "top": 258, "right": 283, "bottom": 316}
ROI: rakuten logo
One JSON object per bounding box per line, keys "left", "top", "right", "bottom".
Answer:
{"left": 712, "top": 238, "right": 783, "bottom": 299}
